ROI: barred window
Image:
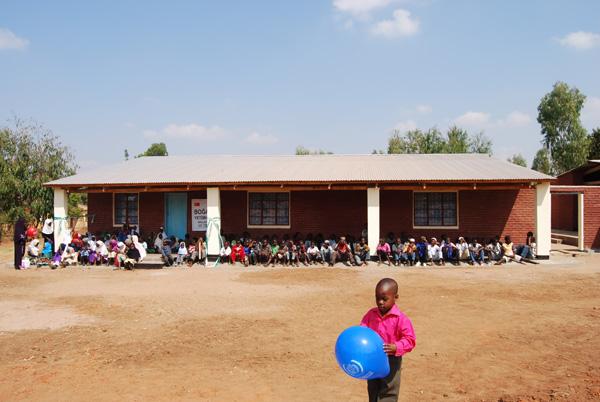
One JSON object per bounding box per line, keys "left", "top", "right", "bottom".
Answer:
{"left": 414, "top": 192, "right": 457, "bottom": 227}
{"left": 248, "top": 192, "right": 289, "bottom": 226}
{"left": 114, "top": 193, "right": 139, "bottom": 226}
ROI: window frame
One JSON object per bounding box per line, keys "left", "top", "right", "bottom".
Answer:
{"left": 412, "top": 190, "right": 459, "bottom": 229}
{"left": 247, "top": 191, "right": 291, "bottom": 229}
{"left": 112, "top": 193, "right": 140, "bottom": 227}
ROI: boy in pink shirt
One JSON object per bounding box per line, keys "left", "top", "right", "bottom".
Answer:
{"left": 361, "top": 278, "right": 416, "bottom": 402}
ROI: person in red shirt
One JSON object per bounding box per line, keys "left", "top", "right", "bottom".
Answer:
{"left": 361, "top": 278, "right": 416, "bottom": 402}
{"left": 230, "top": 240, "right": 248, "bottom": 266}
{"left": 332, "top": 236, "right": 355, "bottom": 266}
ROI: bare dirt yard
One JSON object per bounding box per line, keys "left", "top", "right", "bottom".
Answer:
{"left": 1, "top": 245, "right": 599, "bottom": 402}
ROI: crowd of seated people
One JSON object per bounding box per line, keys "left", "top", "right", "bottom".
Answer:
{"left": 209, "top": 231, "right": 537, "bottom": 268}
{"left": 25, "top": 224, "right": 538, "bottom": 269}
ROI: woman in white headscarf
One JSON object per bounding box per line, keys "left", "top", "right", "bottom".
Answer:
{"left": 96, "top": 240, "right": 109, "bottom": 265}
{"left": 132, "top": 234, "right": 146, "bottom": 261}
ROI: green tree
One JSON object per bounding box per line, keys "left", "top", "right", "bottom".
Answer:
{"left": 531, "top": 148, "right": 553, "bottom": 175}
{"left": 469, "top": 132, "right": 493, "bottom": 155}
{"left": 387, "top": 127, "right": 492, "bottom": 155}
{"left": 295, "top": 145, "right": 332, "bottom": 155}
{"left": 137, "top": 142, "right": 168, "bottom": 157}
{"left": 507, "top": 153, "right": 527, "bottom": 167}
{"left": 537, "top": 81, "right": 589, "bottom": 174}
{"left": 445, "top": 126, "right": 470, "bottom": 153}
{"left": 588, "top": 128, "right": 600, "bottom": 160}
{"left": 0, "top": 118, "right": 77, "bottom": 226}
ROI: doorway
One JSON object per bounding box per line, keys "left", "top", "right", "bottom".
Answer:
{"left": 165, "top": 192, "right": 188, "bottom": 239}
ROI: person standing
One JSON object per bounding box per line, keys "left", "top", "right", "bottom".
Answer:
{"left": 13, "top": 217, "right": 27, "bottom": 270}
{"left": 41, "top": 216, "right": 54, "bottom": 247}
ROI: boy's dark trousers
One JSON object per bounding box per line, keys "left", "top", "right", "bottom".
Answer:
{"left": 367, "top": 356, "right": 402, "bottom": 402}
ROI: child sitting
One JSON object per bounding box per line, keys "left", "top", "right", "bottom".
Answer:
{"left": 403, "top": 238, "right": 417, "bottom": 266}
{"left": 231, "top": 241, "right": 248, "bottom": 266}
{"left": 416, "top": 237, "right": 429, "bottom": 266}
{"left": 332, "top": 237, "right": 354, "bottom": 266}
{"left": 219, "top": 241, "right": 232, "bottom": 264}
{"left": 360, "top": 278, "right": 416, "bottom": 402}
{"left": 161, "top": 239, "right": 174, "bottom": 267}
{"left": 353, "top": 237, "right": 370, "bottom": 266}
{"left": 376, "top": 238, "right": 392, "bottom": 266}
{"left": 320, "top": 240, "right": 333, "bottom": 266}
{"left": 187, "top": 241, "right": 197, "bottom": 266}
{"left": 456, "top": 237, "right": 471, "bottom": 263}
{"left": 428, "top": 238, "right": 443, "bottom": 265}
{"left": 469, "top": 239, "right": 485, "bottom": 265}
{"left": 307, "top": 241, "right": 322, "bottom": 265}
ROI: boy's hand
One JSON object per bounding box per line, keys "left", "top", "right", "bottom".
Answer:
{"left": 383, "top": 343, "right": 397, "bottom": 355}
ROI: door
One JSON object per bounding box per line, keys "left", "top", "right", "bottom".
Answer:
{"left": 165, "top": 192, "right": 188, "bottom": 239}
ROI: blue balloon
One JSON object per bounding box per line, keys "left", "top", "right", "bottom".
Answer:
{"left": 335, "top": 326, "right": 390, "bottom": 380}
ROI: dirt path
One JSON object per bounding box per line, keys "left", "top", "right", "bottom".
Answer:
{"left": 0, "top": 251, "right": 599, "bottom": 401}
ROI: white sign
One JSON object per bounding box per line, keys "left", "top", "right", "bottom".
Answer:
{"left": 191, "top": 199, "right": 207, "bottom": 231}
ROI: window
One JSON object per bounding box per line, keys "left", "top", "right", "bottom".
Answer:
{"left": 413, "top": 192, "right": 457, "bottom": 227}
{"left": 248, "top": 192, "right": 290, "bottom": 226}
{"left": 114, "top": 193, "right": 139, "bottom": 226}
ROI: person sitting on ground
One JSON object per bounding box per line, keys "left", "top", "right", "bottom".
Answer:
{"left": 132, "top": 234, "right": 146, "bottom": 262}
{"left": 161, "top": 239, "right": 174, "bottom": 267}
{"left": 61, "top": 245, "right": 78, "bottom": 267}
{"left": 441, "top": 236, "right": 458, "bottom": 265}
{"left": 51, "top": 244, "right": 66, "bottom": 269}
{"left": 27, "top": 238, "right": 40, "bottom": 260}
{"left": 429, "top": 237, "right": 444, "bottom": 266}
{"left": 231, "top": 240, "right": 248, "bottom": 266}
{"left": 154, "top": 233, "right": 164, "bottom": 254}
{"left": 114, "top": 241, "right": 128, "bottom": 269}
{"left": 403, "top": 238, "right": 417, "bottom": 266}
{"left": 219, "top": 241, "right": 232, "bottom": 264}
{"left": 497, "top": 235, "right": 525, "bottom": 265}
{"left": 79, "top": 242, "right": 90, "bottom": 266}
{"left": 286, "top": 240, "right": 299, "bottom": 267}
{"left": 468, "top": 238, "right": 485, "bottom": 265}
{"left": 516, "top": 231, "right": 536, "bottom": 259}
{"left": 259, "top": 238, "right": 273, "bottom": 266}
{"left": 376, "top": 238, "right": 392, "bottom": 266}
{"left": 416, "top": 236, "right": 429, "bottom": 266}
{"left": 270, "top": 239, "right": 280, "bottom": 266}
{"left": 297, "top": 241, "right": 309, "bottom": 266}
{"left": 354, "top": 237, "right": 370, "bottom": 266}
{"left": 95, "top": 240, "right": 109, "bottom": 265}
{"left": 124, "top": 241, "right": 141, "bottom": 270}
{"left": 392, "top": 238, "right": 404, "bottom": 266}
{"left": 196, "top": 237, "right": 206, "bottom": 265}
{"left": 187, "top": 240, "right": 197, "bottom": 266}
{"left": 327, "top": 234, "right": 337, "bottom": 250}
{"left": 275, "top": 242, "right": 288, "bottom": 266}
{"left": 320, "top": 240, "right": 333, "bottom": 266}
{"left": 307, "top": 241, "right": 323, "bottom": 265}
{"left": 456, "top": 237, "right": 471, "bottom": 264}
{"left": 332, "top": 236, "right": 354, "bottom": 266}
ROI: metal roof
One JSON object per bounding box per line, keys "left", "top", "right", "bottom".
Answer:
{"left": 45, "top": 154, "right": 554, "bottom": 187}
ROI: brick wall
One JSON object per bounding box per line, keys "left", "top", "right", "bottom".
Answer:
{"left": 220, "top": 190, "right": 366, "bottom": 239}
{"left": 88, "top": 193, "right": 113, "bottom": 234}
{"left": 87, "top": 188, "right": 540, "bottom": 246}
{"left": 551, "top": 194, "right": 577, "bottom": 231}
{"left": 551, "top": 187, "right": 600, "bottom": 249}
{"left": 381, "top": 189, "right": 535, "bottom": 244}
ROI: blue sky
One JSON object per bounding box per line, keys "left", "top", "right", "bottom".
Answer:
{"left": 2, "top": 0, "right": 600, "bottom": 171}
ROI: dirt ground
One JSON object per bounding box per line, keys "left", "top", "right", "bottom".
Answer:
{"left": 1, "top": 244, "right": 599, "bottom": 402}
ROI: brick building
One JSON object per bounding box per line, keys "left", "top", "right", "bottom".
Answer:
{"left": 551, "top": 160, "right": 600, "bottom": 250}
{"left": 45, "top": 154, "right": 553, "bottom": 258}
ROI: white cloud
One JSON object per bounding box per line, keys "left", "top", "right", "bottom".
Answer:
{"left": 245, "top": 132, "right": 278, "bottom": 145}
{"left": 394, "top": 119, "right": 417, "bottom": 132}
{"left": 582, "top": 96, "right": 600, "bottom": 128}
{"left": 502, "top": 111, "right": 532, "bottom": 127}
{"left": 416, "top": 104, "right": 432, "bottom": 114}
{"left": 144, "top": 123, "right": 226, "bottom": 141}
{"left": 453, "top": 111, "right": 490, "bottom": 128}
{"left": 558, "top": 31, "right": 600, "bottom": 50}
{"left": 0, "top": 28, "right": 29, "bottom": 50}
{"left": 371, "top": 9, "right": 419, "bottom": 38}
{"left": 334, "top": 0, "right": 393, "bottom": 16}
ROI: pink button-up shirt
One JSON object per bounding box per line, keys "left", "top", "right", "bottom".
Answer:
{"left": 360, "top": 304, "right": 416, "bottom": 357}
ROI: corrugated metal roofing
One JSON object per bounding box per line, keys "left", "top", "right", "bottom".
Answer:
{"left": 45, "top": 154, "right": 554, "bottom": 187}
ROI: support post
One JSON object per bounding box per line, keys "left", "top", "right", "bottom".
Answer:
{"left": 367, "top": 187, "right": 380, "bottom": 257}
{"left": 53, "top": 188, "right": 69, "bottom": 252}
{"left": 535, "top": 182, "right": 551, "bottom": 259}
{"left": 206, "top": 187, "right": 221, "bottom": 256}
{"left": 577, "top": 192, "right": 585, "bottom": 251}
